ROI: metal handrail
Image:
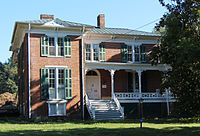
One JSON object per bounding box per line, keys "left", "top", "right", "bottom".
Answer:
{"left": 85, "top": 94, "right": 95, "bottom": 120}
{"left": 113, "top": 94, "right": 124, "bottom": 119}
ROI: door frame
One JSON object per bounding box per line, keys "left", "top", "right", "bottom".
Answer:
{"left": 86, "top": 69, "right": 101, "bottom": 99}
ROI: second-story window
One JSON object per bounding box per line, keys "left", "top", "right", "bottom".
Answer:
{"left": 41, "top": 36, "right": 71, "bottom": 57}
{"left": 134, "top": 46, "right": 140, "bottom": 62}
{"left": 85, "top": 44, "right": 91, "bottom": 61}
{"left": 49, "top": 37, "right": 55, "bottom": 56}
{"left": 134, "top": 45, "right": 146, "bottom": 62}
{"left": 85, "top": 43, "right": 105, "bottom": 62}
{"left": 58, "top": 38, "right": 64, "bottom": 56}
{"left": 93, "top": 44, "right": 99, "bottom": 61}
{"left": 127, "top": 46, "right": 132, "bottom": 62}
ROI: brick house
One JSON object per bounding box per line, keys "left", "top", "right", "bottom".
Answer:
{"left": 10, "top": 14, "right": 175, "bottom": 120}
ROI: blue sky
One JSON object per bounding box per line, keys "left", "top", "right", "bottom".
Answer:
{"left": 0, "top": 0, "right": 167, "bottom": 62}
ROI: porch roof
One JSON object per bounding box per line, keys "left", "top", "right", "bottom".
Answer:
{"left": 85, "top": 62, "right": 171, "bottom": 71}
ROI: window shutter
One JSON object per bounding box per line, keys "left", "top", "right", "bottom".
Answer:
{"left": 99, "top": 43, "right": 105, "bottom": 61}
{"left": 41, "top": 36, "right": 49, "bottom": 56}
{"left": 121, "top": 44, "right": 128, "bottom": 62}
{"left": 41, "top": 68, "right": 49, "bottom": 100}
{"left": 65, "top": 69, "right": 72, "bottom": 99}
{"left": 140, "top": 46, "right": 146, "bottom": 62}
{"left": 64, "top": 37, "right": 71, "bottom": 57}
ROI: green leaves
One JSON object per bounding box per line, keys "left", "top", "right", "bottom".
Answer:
{"left": 0, "top": 59, "right": 18, "bottom": 94}
{"left": 152, "top": 0, "right": 200, "bottom": 117}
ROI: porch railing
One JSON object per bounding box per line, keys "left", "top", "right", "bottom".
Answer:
{"left": 115, "top": 92, "right": 175, "bottom": 100}
{"left": 113, "top": 94, "right": 124, "bottom": 119}
{"left": 85, "top": 94, "right": 95, "bottom": 120}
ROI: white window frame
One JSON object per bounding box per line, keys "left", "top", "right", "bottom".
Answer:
{"left": 44, "top": 36, "right": 69, "bottom": 57}
{"left": 47, "top": 100, "right": 67, "bottom": 116}
{"left": 85, "top": 44, "right": 91, "bottom": 61}
{"left": 48, "top": 67, "right": 66, "bottom": 100}
{"left": 127, "top": 45, "right": 132, "bottom": 62}
{"left": 85, "top": 43, "right": 100, "bottom": 62}
{"left": 134, "top": 45, "right": 140, "bottom": 62}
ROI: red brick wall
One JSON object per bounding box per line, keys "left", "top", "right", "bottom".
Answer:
{"left": 98, "top": 69, "right": 128, "bottom": 99}
{"left": 144, "top": 70, "right": 161, "bottom": 92}
{"left": 114, "top": 70, "right": 128, "bottom": 92}
{"left": 103, "top": 42, "right": 124, "bottom": 62}
{"left": 29, "top": 33, "right": 81, "bottom": 118}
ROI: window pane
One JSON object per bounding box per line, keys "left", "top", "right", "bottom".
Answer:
{"left": 134, "top": 46, "right": 140, "bottom": 62}
{"left": 58, "top": 88, "right": 65, "bottom": 99}
{"left": 58, "top": 38, "right": 64, "bottom": 56}
{"left": 49, "top": 104, "right": 56, "bottom": 115}
{"left": 58, "top": 69, "right": 64, "bottom": 87}
{"left": 49, "top": 69, "right": 55, "bottom": 88}
{"left": 49, "top": 37, "right": 55, "bottom": 56}
{"left": 58, "top": 103, "right": 64, "bottom": 115}
{"left": 127, "top": 46, "right": 132, "bottom": 61}
{"left": 49, "top": 88, "right": 56, "bottom": 99}
{"left": 85, "top": 44, "right": 91, "bottom": 60}
{"left": 93, "top": 44, "right": 99, "bottom": 61}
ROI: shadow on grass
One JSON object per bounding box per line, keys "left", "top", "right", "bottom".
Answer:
{"left": 0, "top": 126, "right": 200, "bottom": 136}
{"left": 0, "top": 117, "right": 200, "bottom": 125}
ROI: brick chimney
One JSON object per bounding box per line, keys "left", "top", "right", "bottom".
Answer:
{"left": 97, "top": 14, "right": 105, "bottom": 28}
{"left": 40, "top": 14, "right": 54, "bottom": 20}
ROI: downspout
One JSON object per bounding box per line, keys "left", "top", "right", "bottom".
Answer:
{"left": 28, "top": 23, "right": 31, "bottom": 119}
{"left": 81, "top": 26, "right": 85, "bottom": 120}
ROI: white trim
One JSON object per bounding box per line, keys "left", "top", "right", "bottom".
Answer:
{"left": 46, "top": 100, "right": 68, "bottom": 104}
{"left": 28, "top": 23, "right": 31, "bottom": 119}
{"left": 47, "top": 102, "right": 67, "bottom": 116}
{"left": 45, "top": 65, "right": 68, "bottom": 68}
{"left": 86, "top": 69, "right": 101, "bottom": 100}
{"left": 86, "top": 62, "right": 171, "bottom": 72}
{"left": 81, "top": 26, "right": 85, "bottom": 120}
{"left": 25, "top": 29, "right": 82, "bottom": 37}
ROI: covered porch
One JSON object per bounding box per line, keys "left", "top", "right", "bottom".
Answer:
{"left": 85, "top": 62, "right": 175, "bottom": 103}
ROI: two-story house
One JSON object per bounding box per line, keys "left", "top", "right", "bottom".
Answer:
{"left": 10, "top": 14, "right": 175, "bottom": 120}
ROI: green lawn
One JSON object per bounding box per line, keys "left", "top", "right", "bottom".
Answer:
{"left": 0, "top": 119, "right": 200, "bottom": 136}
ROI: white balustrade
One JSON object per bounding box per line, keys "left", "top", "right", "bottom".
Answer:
{"left": 113, "top": 94, "right": 124, "bottom": 119}
{"left": 115, "top": 91, "right": 175, "bottom": 100}
{"left": 85, "top": 94, "right": 95, "bottom": 120}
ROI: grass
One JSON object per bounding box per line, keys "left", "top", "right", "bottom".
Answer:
{"left": 0, "top": 118, "right": 200, "bottom": 136}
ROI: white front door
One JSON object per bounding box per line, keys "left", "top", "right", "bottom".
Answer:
{"left": 86, "top": 76, "right": 100, "bottom": 100}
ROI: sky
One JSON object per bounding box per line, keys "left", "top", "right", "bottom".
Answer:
{"left": 0, "top": 0, "right": 167, "bottom": 62}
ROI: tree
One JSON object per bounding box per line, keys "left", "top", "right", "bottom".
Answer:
{"left": 152, "top": 0, "right": 200, "bottom": 116}
{"left": 0, "top": 59, "right": 18, "bottom": 94}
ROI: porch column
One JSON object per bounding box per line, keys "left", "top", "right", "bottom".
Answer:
{"left": 136, "top": 70, "right": 142, "bottom": 97}
{"left": 109, "top": 69, "right": 116, "bottom": 99}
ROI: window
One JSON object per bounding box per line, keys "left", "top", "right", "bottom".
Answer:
{"left": 48, "top": 102, "right": 66, "bottom": 116}
{"left": 85, "top": 43, "right": 105, "bottom": 61}
{"left": 93, "top": 44, "right": 99, "bottom": 61}
{"left": 127, "top": 46, "right": 132, "bottom": 62}
{"left": 134, "top": 46, "right": 140, "bottom": 62}
{"left": 49, "top": 37, "right": 55, "bottom": 56}
{"left": 85, "top": 44, "right": 91, "bottom": 60}
{"left": 134, "top": 45, "right": 146, "bottom": 62}
{"left": 41, "top": 67, "right": 72, "bottom": 116}
{"left": 41, "top": 36, "right": 71, "bottom": 57}
{"left": 58, "top": 38, "right": 64, "bottom": 56}
{"left": 41, "top": 68, "right": 72, "bottom": 100}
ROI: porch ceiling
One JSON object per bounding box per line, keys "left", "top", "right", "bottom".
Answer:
{"left": 85, "top": 62, "right": 171, "bottom": 71}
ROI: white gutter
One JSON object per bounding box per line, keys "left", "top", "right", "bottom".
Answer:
{"left": 28, "top": 23, "right": 31, "bottom": 118}
{"left": 81, "top": 26, "right": 85, "bottom": 120}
